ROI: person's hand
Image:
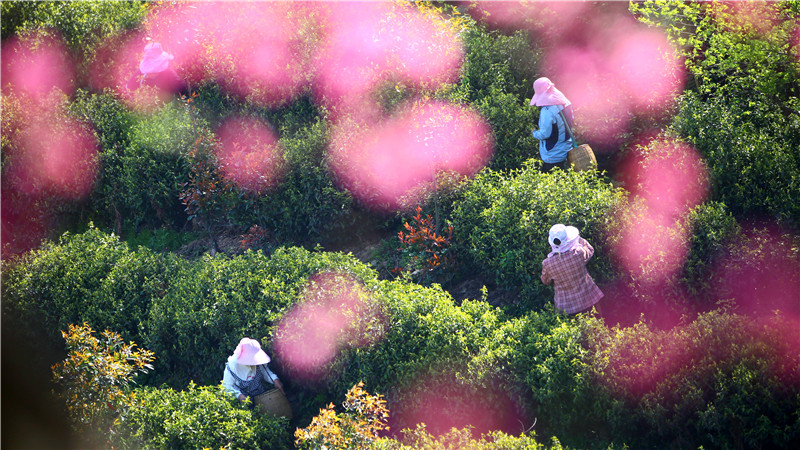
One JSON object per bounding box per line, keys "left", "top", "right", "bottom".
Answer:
{"left": 273, "top": 379, "right": 284, "bottom": 390}
{"left": 238, "top": 394, "right": 246, "bottom": 402}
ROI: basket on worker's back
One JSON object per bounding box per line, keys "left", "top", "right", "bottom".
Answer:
{"left": 254, "top": 389, "right": 293, "bottom": 419}
{"left": 559, "top": 110, "right": 597, "bottom": 172}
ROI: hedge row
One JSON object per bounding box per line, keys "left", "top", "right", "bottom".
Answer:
{"left": 111, "top": 383, "right": 293, "bottom": 450}
{"left": 1, "top": 225, "right": 376, "bottom": 388}
{"left": 4, "top": 228, "right": 799, "bottom": 448}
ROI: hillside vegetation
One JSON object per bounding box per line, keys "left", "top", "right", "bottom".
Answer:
{"left": 2, "top": 1, "right": 799, "bottom": 449}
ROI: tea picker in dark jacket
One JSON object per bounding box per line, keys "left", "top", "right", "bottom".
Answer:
{"left": 127, "top": 42, "right": 187, "bottom": 96}
{"left": 222, "top": 338, "right": 283, "bottom": 402}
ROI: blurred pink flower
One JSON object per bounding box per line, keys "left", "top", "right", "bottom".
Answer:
{"left": 215, "top": 116, "right": 285, "bottom": 193}
{"left": 1, "top": 32, "right": 75, "bottom": 107}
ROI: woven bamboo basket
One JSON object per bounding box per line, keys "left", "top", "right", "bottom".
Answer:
{"left": 254, "top": 389, "right": 293, "bottom": 419}
{"left": 567, "top": 143, "right": 597, "bottom": 171}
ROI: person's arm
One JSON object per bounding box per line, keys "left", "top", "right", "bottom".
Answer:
{"left": 532, "top": 107, "right": 554, "bottom": 140}
{"left": 581, "top": 238, "right": 595, "bottom": 261}
{"left": 540, "top": 260, "right": 552, "bottom": 285}
{"left": 223, "top": 365, "right": 246, "bottom": 401}
{"left": 259, "top": 364, "right": 283, "bottom": 390}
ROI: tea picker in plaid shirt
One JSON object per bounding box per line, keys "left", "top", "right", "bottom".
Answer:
{"left": 540, "top": 224, "right": 604, "bottom": 314}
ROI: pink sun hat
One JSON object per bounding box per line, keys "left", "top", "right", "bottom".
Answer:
{"left": 548, "top": 224, "right": 580, "bottom": 254}
{"left": 139, "top": 42, "right": 174, "bottom": 75}
{"left": 233, "top": 338, "right": 271, "bottom": 366}
{"left": 530, "top": 77, "right": 570, "bottom": 107}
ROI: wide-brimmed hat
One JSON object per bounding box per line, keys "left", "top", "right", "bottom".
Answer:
{"left": 233, "top": 338, "right": 271, "bottom": 366}
{"left": 530, "top": 77, "right": 570, "bottom": 107}
{"left": 139, "top": 42, "right": 174, "bottom": 74}
{"left": 548, "top": 224, "right": 580, "bottom": 254}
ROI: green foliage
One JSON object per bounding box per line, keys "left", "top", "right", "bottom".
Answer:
{"left": 680, "top": 201, "right": 741, "bottom": 297}
{"left": 69, "top": 90, "right": 135, "bottom": 155}
{"left": 179, "top": 110, "right": 237, "bottom": 252}
{"left": 168, "top": 92, "right": 353, "bottom": 245}
{"left": 459, "top": 27, "right": 540, "bottom": 103}
{"left": 632, "top": 0, "right": 800, "bottom": 230}
{"left": 455, "top": 26, "right": 542, "bottom": 171}
{"left": 122, "top": 226, "right": 198, "bottom": 253}
{"left": 142, "top": 246, "right": 377, "bottom": 387}
{"left": 1, "top": 92, "right": 99, "bottom": 254}
{"left": 1, "top": 225, "right": 161, "bottom": 345}
{"left": 230, "top": 115, "right": 353, "bottom": 243}
{"left": 110, "top": 382, "right": 292, "bottom": 450}
{"left": 630, "top": 1, "right": 800, "bottom": 104}
{"left": 473, "top": 86, "right": 540, "bottom": 171}
{"left": 6, "top": 229, "right": 800, "bottom": 448}
{"left": 7, "top": 5, "right": 800, "bottom": 448}
{"left": 51, "top": 323, "right": 154, "bottom": 438}
{"left": 451, "top": 162, "right": 626, "bottom": 309}
{"left": 2, "top": 227, "right": 377, "bottom": 388}
{"left": 671, "top": 91, "right": 800, "bottom": 229}
{"left": 332, "top": 282, "right": 514, "bottom": 435}
{"left": 1, "top": 1, "right": 147, "bottom": 54}
{"left": 502, "top": 312, "right": 612, "bottom": 447}
{"left": 88, "top": 96, "right": 204, "bottom": 231}
{"left": 589, "top": 309, "right": 800, "bottom": 449}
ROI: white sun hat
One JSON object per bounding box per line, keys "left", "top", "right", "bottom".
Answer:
{"left": 548, "top": 223, "right": 580, "bottom": 254}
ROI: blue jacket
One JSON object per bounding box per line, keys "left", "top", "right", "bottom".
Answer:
{"left": 532, "top": 104, "right": 574, "bottom": 163}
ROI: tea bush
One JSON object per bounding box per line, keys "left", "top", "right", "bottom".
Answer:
{"left": 633, "top": 1, "right": 800, "bottom": 230}
{"left": 121, "top": 99, "right": 202, "bottom": 228}
{"left": 672, "top": 91, "right": 800, "bottom": 230}
{"left": 72, "top": 95, "right": 206, "bottom": 233}
{"left": 459, "top": 27, "right": 540, "bottom": 103}
{"left": 473, "top": 85, "right": 540, "bottom": 172}
{"left": 1, "top": 225, "right": 163, "bottom": 347}
{"left": 2, "top": 227, "right": 377, "bottom": 387}
{"left": 589, "top": 309, "right": 800, "bottom": 449}
{"left": 1, "top": 92, "right": 99, "bottom": 254}
{"left": 500, "top": 311, "right": 612, "bottom": 447}
{"left": 456, "top": 26, "right": 542, "bottom": 172}
{"left": 680, "top": 201, "right": 742, "bottom": 299}
{"left": 0, "top": 1, "right": 147, "bottom": 56}
{"left": 331, "top": 283, "right": 522, "bottom": 436}
{"left": 51, "top": 323, "right": 154, "bottom": 438}
{"left": 6, "top": 228, "right": 800, "bottom": 448}
{"left": 110, "top": 382, "right": 292, "bottom": 450}
{"left": 225, "top": 115, "right": 354, "bottom": 243}
{"left": 143, "top": 246, "right": 376, "bottom": 387}
{"left": 451, "top": 161, "right": 626, "bottom": 309}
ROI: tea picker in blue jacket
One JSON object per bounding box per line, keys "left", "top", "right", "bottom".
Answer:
{"left": 530, "top": 77, "right": 574, "bottom": 172}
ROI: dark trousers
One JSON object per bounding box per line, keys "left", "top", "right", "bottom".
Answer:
{"left": 542, "top": 160, "right": 567, "bottom": 173}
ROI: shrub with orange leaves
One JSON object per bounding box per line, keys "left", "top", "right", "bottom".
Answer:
{"left": 295, "top": 381, "right": 389, "bottom": 449}
{"left": 239, "top": 224, "right": 274, "bottom": 253}
{"left": 51, "top": 323, "right": 154, "bottom": 438}
{"left": 394, "top": 205, "right": 455, "bottom": 284}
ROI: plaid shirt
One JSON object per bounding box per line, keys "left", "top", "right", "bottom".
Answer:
{"left": 540, "top": 238, "right": 603, "bottom": 314}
